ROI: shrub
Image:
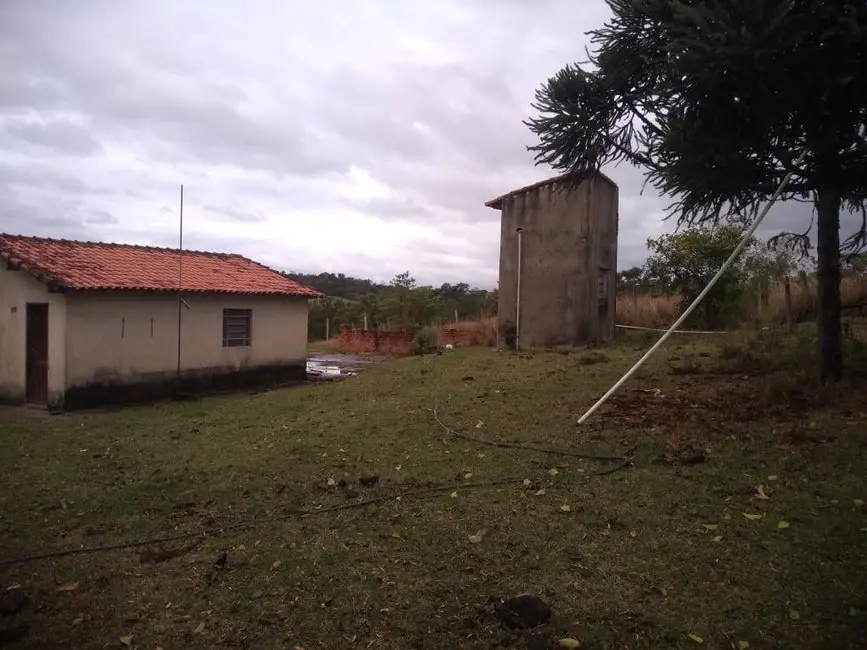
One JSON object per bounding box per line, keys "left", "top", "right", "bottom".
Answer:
{"left": 410, "top": 327, "right": 439, "bottom": 356}
{"left": 501, "top": 321, "right": 518, "bottom": 350}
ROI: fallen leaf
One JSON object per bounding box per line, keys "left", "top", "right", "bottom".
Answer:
{"left": 326, "top": 478, "right": 336, "bottom": 487}
{"left": 450, "top": 491, "right": 458, "bottom": 498}
{"left": 703, "top": 524, "right": 718, "bottom": 531}
{"left": 712, "top": 535, "right": 723, "bottom": 542}
{"left": 71, "top": 616, "right": 84, "bottom": 626}
{"left": 475, "top": 421, "right": 484, "bottom": 429}
{"left": 394, "top": 464, "right": 402, "bottom": 471}
{"left": 688, "top": 632, "right": 704, "bottom": 644}
{"left": 855, "top": 499, "right": 865, "bottom": 507}
{"left": 119, "top": 635, "right": 133, "bottom": 646}
{"left": 737, "top": 641, "right": 750, "bottom": 649}
{"left": 56, "top": 581, "right": 79, "bottom": 592}
{"left": 194, "top": 621, "right": 205, "bottom": 634}
{"left": 548, "top": 468, "right": 560, "bottom": 477}
{"left": 271, "top": 560, "right": 281, "bottom": 570}
{"left": 535, "top": 489, "right": 546, "bottom": 496}
{"left": 743, "top": 513, "right": 763, "bottom": 521}
{"left": 723, "top": 511, "right": 732, "bottom": 520}
{"left": 464, "top": 472, "right": 473, "bottom": 480}
{"left": 556, "top": 639, "right": 582, "bottom": 649}
{"left": 468, "top": 528, "right": 488, "bottom": 544}
{"left": 389, "top": 533, "right": 404, "bottom": 541}
{"left": 789, "top": 609, "right": 800, "bottom": 620}
{"left": 755, "top": 485, "right": 770, "bottom": 500}
{"left": 768, "top": 475, "right": 778, "bottom": 481}
{"left": 849, "top": 607, "right": 858, "bottom": 617}
{"left": 630, "top": 530, "right": 637, "bottom": 538}
{"left": 560, "top": 505, "right": 572, "bottom": 513}
{"left": 777, "top": 520, "right": 790, "bottom": 529}
{"left": 523, "top": 479, "right": 532, "bottom": 487}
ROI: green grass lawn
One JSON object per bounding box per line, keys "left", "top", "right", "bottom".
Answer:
{"left": 1, "top": 329, "right": 866, "bottom": 649}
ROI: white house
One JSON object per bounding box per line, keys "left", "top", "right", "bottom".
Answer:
{"left": 0, "top": 234, "right": 321, "bottom": 409}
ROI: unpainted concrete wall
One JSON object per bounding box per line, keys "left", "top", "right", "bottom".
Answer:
{"left": 0, "top": 266, "right": 67, "bottom": 404}
{"left": 496, "top": 175, "right": 618, "bottom": 349}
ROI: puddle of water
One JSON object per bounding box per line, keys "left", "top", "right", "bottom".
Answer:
{"left": 306, "top": 354, "right": 374, "bottom": 378}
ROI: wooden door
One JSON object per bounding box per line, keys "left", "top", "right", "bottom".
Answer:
{"left": 25, "top": 303, "right": 49, "bottom": 405}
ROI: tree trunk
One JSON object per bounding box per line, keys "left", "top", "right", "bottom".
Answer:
{"left": 815, "top": 186, "right": 843, "bottom": 381}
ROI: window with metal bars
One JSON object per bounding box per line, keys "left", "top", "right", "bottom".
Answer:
{"left": 222, "top": 308, "right": 252, "bottom": 347}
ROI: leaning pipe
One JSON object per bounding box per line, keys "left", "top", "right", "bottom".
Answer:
{"left": 576, "top": 150, "right": 808, "bottom": 425}
{"left": 515, "top": 227, "right": 523, "bottom": 350}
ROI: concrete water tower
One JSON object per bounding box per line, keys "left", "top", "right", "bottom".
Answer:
{"left": 485, "top": 172, "right": 619, "bottom": 350}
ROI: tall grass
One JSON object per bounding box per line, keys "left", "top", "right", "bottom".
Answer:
{"left": 437, "top": 317, "right": 498, "bottom": 346}
{"left": 616, "top": 274, "right": 867, "bottom": 330}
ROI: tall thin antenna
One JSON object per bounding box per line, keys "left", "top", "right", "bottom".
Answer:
{"left": 176, "top": 184, "right": 184, "bottom": 381}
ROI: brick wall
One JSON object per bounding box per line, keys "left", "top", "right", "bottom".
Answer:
{"left": 338, "top": 326, "right": 477, "bottom": 354}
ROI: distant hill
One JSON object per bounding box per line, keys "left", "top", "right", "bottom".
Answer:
{"left": 282, "top": 271, "right": 392, "bottom": 299}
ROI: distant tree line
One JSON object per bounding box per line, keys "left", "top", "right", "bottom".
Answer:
{"left": 282, "top": 270, "right": 497, "bottom": 341}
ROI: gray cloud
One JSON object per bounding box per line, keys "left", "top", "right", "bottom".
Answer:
{"left": 1, "top": 117, "right": 103, "bottom": 156}
{"left": 0, "top": 0, "right": 854, "bottom": 291}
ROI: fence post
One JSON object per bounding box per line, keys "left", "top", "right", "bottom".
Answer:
{"left": 363, "top": 315, "right": 368, "bottom": 331}
{"left": 325, "top": 317, "right": 330, "bottom": 340}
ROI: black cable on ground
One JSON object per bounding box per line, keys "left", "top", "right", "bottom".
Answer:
{"left": 0, "top": 478, "right": 527, "bottom": 568}
{"left": 430, "top": 405, "right": 634, "bottom": 475}
{"left": 0, "top": 410, "right": 632, "bottom": 569}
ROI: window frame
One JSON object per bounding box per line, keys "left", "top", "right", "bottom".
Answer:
{"left": 222, "top": 308, "right": 252, "bottom": 347}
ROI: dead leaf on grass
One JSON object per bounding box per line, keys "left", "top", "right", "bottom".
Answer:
{"left": 71, "top": 616, "right": 84, "bottom": 626}
{"left": 56, "top": 581, "right": 79, "bottom": 592}
{"left": 768, "top": 475, "right": 778, "bottom": 481}
{"left": 854, "top": 499, "right": 865, "bottom": 507}
{"left": 712, "top": 535, "right": 723, "bottom": 542}
{"left": 560, "top": 505, "right": 572, "bottom": 513}
{"left": 556, "top": 639, "right": 581, "bottom": 649}
{"left": 535, "top": 489, "right": 546, "bottom": 496}
{"left": 326, "top": 478, "right": 336, "bottom": 486}
{"left": 464, "top": 472, "right": 473, "bottom": 480}
{"left": 755, "top": 485, "right": 770, "bottom": 500}
{"left": 450, "top": 491, "right": 458, "bottom": 498}
{"left": 194, "top": 621, "right": 205, "bottom": 634}
{"left": 737, "top": 641, "right": 750, "bottom": 649}
{"left": 548, "top": 468, "right": 560, "bottom": 477}
{"left": 723, "top": 511, "right": 732, "bottom": 520}
{"left": 523, "top": 479, "right": 532, "bottom": 487}
{"left": 777, "top": 520, "right": 791, "bottom": 529}
{"left": 271, "top": 560, "right": 282, "bottom": 570}
{"left": 630, "top": 530, "right": 637, "bottom": 538}
{"left": 468, "top": 528, "right": 488, "bottom": 544}
{"left": 743, "top": 513, "right": 764, "bottom": 521}
{"left": 119, "top": 635, "right": 133, "bottom": 646}
{"left": 789, "top": 609, "right": 801, "bottom": 620}
{"left": 703, "top": 524, "right": 718, "bottom": 531}
{"left": 688, "top": 632, "right": 704, "bottom": 644}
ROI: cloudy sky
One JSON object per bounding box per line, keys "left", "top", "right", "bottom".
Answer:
{"left": 0, "top": 0, "right": 849, "bottom": 289}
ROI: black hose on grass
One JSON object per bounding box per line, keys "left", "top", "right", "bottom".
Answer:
{"left": 0, "top": 411, "right": 632, "bottom": 568}
{"left": 430, "top": 405, "right": 634, "bottom": 474}
{"left": 0, "top": 478, "right": 532, "bottom": 568}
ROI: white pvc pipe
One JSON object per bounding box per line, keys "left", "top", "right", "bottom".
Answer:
{"left": 577, "top": 150, "right": 808, "bottom": 425}
{"left": 516, "top": 228, "right": 523, "bottom": 350}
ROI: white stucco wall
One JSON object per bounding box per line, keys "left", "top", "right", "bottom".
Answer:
{"left": 0, "top": 267, "right": 67, "bottom": 403}
{"left": 64, "top": 291, "right": 309, "bottom": 388}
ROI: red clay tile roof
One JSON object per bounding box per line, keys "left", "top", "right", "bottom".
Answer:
{"left": 0, "top": 234, "right": 322, "bottom": 297}
{"left": 484, "top": 171, "right": 618, "bottom": 210}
